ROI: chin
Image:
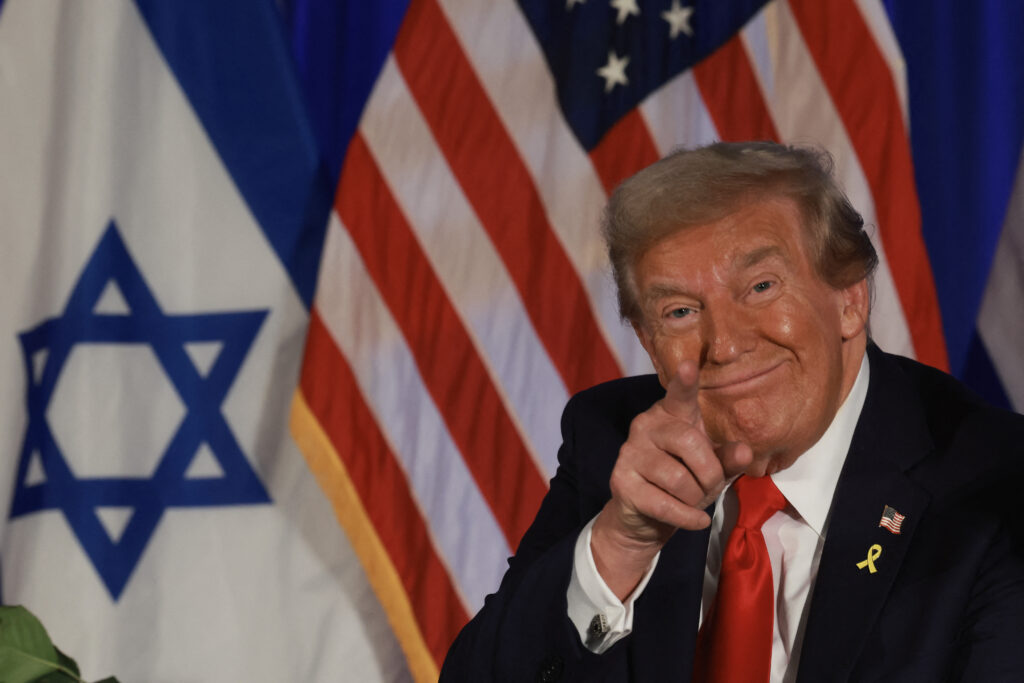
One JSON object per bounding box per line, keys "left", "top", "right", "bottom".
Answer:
{"left": 708, "top": 406, "right": 789, "bottom": 449}
{"left": 708, "top": 418, "right": 799, "bottom": 476}
{"left": 737, "top": 459, "right": 768, "bottom": 478}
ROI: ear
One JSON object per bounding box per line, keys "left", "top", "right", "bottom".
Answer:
{"left": 838, "top": 279, "right": 870, "bottom": 340}
{"left": 631, "top": 319, "right": 668, "bottom": 382}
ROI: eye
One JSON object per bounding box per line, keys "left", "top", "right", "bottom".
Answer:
{"left": 752, "top": 280, "right": 773, "bottom": 293}
{"left": 668, "top": 306, "right": 694, "bottom": 319}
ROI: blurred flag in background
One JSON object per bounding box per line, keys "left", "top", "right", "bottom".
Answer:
{"left": 0, "top": 1, "right": 1021, "bottom": 681}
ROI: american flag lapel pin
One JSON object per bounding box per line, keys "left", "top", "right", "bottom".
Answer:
{"left": 878, "top": 505, "right": 906, "bottom": 534}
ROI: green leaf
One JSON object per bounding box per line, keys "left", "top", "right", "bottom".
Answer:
{"left": 53, "top": 649, "right": 80, "bottom": 677}
{"left": 0, "top": 606, "right": 62, "bottom": 683}
{"left": 32, "top": 673, "right": 78, "bottom": 683}
{"left": 0, "top": 607, "right": 118, "bottom": 683}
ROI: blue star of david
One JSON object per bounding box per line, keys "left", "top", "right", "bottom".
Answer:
{"left": 11, "top": 220, "right": 271, "bottom": 599}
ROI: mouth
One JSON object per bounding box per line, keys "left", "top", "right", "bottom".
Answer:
{"left": 701, "top": 361, "right": 785, "bottom": 394}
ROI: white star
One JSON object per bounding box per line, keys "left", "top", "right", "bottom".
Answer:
{"left": 610, "top": 0, "right": 640, "bottom": 25}
{"left": 662, "top": 0, "right": 694, "bottom": 39}
{"left": 566, "top": 0, "right": 586, "bottom": 9}
{"left": 597, "top": 50, "right": 630, "bottom": 93}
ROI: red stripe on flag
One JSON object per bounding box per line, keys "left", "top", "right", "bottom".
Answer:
{"left": 301, "top": 310, "right": 470, "bottom": 664}
{"left": 392, "top": 0, "right": 622, "bottom": 394}
{"left": 336, "top": 133, "right": 547, "bottom": 548}
{"left": 589, "top": 108, "right": 662, "bottom": 195}
{"left": 693, "top": 35, "right": 780, "bottom": 142}
{"left": 788, "top": 0, "right": 949, "bottom": 371}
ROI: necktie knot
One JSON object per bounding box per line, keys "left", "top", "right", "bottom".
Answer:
{"left": 732, "top": 475, "right": 787, "bottom": 530}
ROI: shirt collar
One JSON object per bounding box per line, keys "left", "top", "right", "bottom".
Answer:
{"left": 769, "top": 353, "right": 870, "bottom": 537}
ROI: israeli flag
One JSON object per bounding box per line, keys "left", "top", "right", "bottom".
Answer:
{"left": 0, "top": 2, "right": 406, "bottom": 680}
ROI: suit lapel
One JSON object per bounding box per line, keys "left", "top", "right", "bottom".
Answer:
{"left": 796, "top": 346, "right": 933, "bottom": 682}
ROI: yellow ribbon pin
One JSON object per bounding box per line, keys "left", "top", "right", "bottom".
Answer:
{"left": 856, "top": 544, "right": 882, "bottom": 574}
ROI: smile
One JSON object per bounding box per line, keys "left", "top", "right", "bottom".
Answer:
{"left": 701, "top": 362, "right": 785, "bottom": 393}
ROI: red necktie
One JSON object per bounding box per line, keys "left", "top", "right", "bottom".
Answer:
{"left": 693, "top": 475, "right": 787, "bottom": 683}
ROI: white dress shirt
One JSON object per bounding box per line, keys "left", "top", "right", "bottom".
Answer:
{"left": 568, "top": 356, "right": 870, "bottom": 681}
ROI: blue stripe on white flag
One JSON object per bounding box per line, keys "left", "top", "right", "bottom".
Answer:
{"left": 0, "top": 3, "right": 405, "bottom": 678}
{"left": 134, "top": 0, "right": 333, "bottom": 309}
{"left": 281, "top": 0, "right": 411, "bottom": 184}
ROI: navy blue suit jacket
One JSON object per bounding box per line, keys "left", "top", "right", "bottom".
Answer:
{"left": 440, "top": 346, "right": 1024, "bottom": 681}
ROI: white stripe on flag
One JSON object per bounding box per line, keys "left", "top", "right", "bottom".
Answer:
{"left": 851, "top": 0, "right": 910, "bottom": 123}
{"left": 439, "top": 0, "right": 651, "bottom": 376}
{"left": 360, "top": 57, "right": 567, "bottom": 478}
{"left": 639, "top": 69, "right": 722, "bottom": 155}
{"left": 315, "top": 212, "right": 511, "bottom": 611}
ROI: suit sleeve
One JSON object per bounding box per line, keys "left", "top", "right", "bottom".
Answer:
{"left": 948, "top": 505, "right": 1024, "bottom": 680}
{"left": 439, "top": 392, "right": 631, "bottom": 683}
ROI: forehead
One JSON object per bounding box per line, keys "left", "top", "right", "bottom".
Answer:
{"left": 636, "top": 198, "right": 814, "bottom": 281}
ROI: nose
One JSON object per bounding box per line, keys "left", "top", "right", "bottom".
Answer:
{"left": 702, "top": 303, "right": 756, "bottom": 365}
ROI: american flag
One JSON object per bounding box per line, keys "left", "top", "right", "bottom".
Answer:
{"left": 879, "top": 505, "right": 906, "bottom": 535}
{"left": 286, "top": 1, "right": 1022, "bottom": 681}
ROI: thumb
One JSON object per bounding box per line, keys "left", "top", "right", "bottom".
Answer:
{"left": 661, "top": 359, "right": 702, "bottom": 424}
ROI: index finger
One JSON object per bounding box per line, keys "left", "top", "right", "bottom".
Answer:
{"left": 661, "top": 360, "right": 701, "bottom": 424}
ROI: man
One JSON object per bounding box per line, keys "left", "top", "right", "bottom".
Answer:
{"left": 440, "top": 142, "right": 1024, "bottom": 682}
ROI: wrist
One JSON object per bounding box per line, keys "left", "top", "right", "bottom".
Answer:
{"left": 590, "top": 508, "right": 664, "bottom": 600}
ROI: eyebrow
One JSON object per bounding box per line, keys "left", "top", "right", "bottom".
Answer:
{"left": 737, "top": 245, "right": 786, "bottom": 270}
{"left": 642, "top": 283, "right": 694, "bottom": 305}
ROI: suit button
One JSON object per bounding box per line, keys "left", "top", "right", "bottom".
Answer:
{"left": 536, "top": 655, "right": 564, "bottom": 682}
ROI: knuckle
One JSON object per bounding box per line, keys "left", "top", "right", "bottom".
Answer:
{"left": 608, "top": 466, "right": 627, "bottom": 493}
{"left": 608, "top": 465, "right": 639, "bottom": 500}
{"left": 649, "top": 496, "right": 674, "bottom": 522}
{"left": 608, "top": 465, "right": 625, "bottom": 488}
{"left": 663, "top": 462, "right": 691, "bottom": 492}
{"left": 629, "top": 411, "right": 655, "bottom": 435}
{"left": 617, "top": 440, "right": 642, "bottom": 467}
{"left": 677, "top": 426, "right": 704, "bottom": 455}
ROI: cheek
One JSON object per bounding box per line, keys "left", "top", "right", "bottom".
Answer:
{"left": 762, "top": 295, "right": 842, "bottom": 359}
{"left": 759, "top": 298, "right": 812, "bottom": 344}
{"left": 774, "top": 314, "right": 795, "bottom": 339}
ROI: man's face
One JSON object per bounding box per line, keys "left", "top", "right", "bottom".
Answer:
{"left": 632, "top": 198, "right": 868, "bottom": 474}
